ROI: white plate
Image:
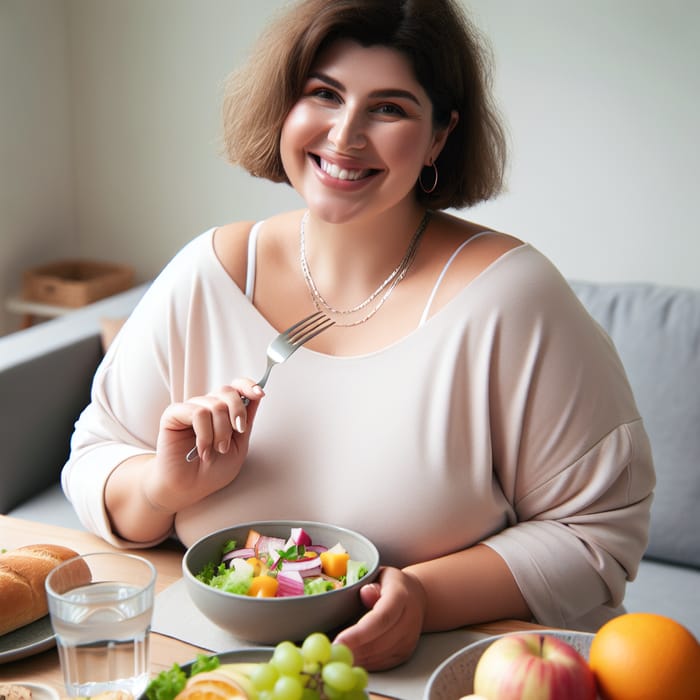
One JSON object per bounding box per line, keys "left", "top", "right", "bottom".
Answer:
{"left": 0, "top": 615, "right": 55, "bottom": 664}
{"left": 424, "top": 629, "right": 595, "bottom": 699}
{"left": 0, "top": 682, "right": 60, "bottom": 700}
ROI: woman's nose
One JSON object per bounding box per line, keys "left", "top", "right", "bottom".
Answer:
{"left": 328, "top": 107, "right": 366, "bottom": 151}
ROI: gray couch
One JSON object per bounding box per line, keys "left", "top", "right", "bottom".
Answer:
{"left": 1, "top": 280, "right": 698, "bottom": 637}
{"left": 0, "top": 285, "right": 148, "bottom": 526}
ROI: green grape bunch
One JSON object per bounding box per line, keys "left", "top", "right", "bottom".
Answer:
{"left": 251, "top": 633, "right": 370, "bottom": 700}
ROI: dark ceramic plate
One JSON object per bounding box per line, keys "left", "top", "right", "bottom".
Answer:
{"left": 139, "top": 648, "right": 402, "bottom": 700}
{"left": 0, "top": 614, "right": 55, "bottom": 663}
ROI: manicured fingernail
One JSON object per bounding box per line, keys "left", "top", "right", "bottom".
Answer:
{"left": 201, "top": 448, "right": 211, "bottom": 462}
{"left": 217, "top": 440, "right": 229, "bottom": 454}
{"left": 253, "top": 385, "right": 264, "bottom": 396}
{"left": 235, "top": 416, "right": 244, "bottom": 433}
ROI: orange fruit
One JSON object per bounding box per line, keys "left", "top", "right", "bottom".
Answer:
{"left": 588, "top": 612, "right": 700, "bottom": 700}
{"left": 175, "top": 671, "right": 249, "bottom": 700}
{"left": 175, "top": 682, "right": 233, "bottom": 700}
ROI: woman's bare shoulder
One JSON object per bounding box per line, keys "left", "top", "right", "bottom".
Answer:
{"left": 420, "top": 211, "right": 524, "bottom": 317}
{"left": 439, "top": 210, "right": 523, "bottom": 249}
{"left": 433, "top": 211, "right": 523, "bottom": 275}
{"left": 212, "top": 220, "right": 257, "bottom": 290}
{"left": 212, "top": 211, "right": 303, "bottom": 290}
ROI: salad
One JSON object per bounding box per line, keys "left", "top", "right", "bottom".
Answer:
{"left": 146, "top": 653, "right": 221, "bottom": 700}
{"left": 196, "top": 526, "right": 370, "bottom": 598}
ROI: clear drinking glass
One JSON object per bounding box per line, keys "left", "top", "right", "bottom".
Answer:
{"left": 45, "top": 551, "right": 157, "bottom": 697}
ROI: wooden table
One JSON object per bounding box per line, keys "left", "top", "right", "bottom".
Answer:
{"left": 0, "top": 515, "right": 542, "bottom": 697}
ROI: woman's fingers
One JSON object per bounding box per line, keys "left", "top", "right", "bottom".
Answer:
{"left": 333, "top": 568, "right": 424, "bottom": 670}
{"left": 210, "top": 386, "right": 244, "bottom": 453}
{"left": 161, "top": 380, "right": 264, "bottom": 461}
{"left": 191, "top": 389, "right": 246, "bottom": 460}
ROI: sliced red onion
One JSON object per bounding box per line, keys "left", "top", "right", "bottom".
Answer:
{"left": 306, "top": 545, "right": 328, "bottom": 554}
{"left": 277, "top": 570, "right": 305, "bottom": 597}
{"left": 280, "top": 558, "right": 322, "bottom": 577}
{"left": 222, "top": 547, "right": 256, "bottom": 564}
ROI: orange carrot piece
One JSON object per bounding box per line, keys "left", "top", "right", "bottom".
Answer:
{"left": 320, "top": 551, "right": 350, "bottom": 578}
{"left": 248, "top": 575, "right": 279, "bottom": 597}
{"left": 245, "top": 528, "right": 261, "bottom": 549}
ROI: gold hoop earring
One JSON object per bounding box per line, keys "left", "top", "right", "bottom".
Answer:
{"left": 419, "top": 161, "right": 439, "bottom": 194}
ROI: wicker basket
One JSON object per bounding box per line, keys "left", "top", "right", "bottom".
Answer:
{"left": 22, "top": 259, "right": 135, "bottom": 308}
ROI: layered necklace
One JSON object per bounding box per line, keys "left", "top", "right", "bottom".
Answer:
{"left": 299, "top": 209, "right": 431, "bottom": 327}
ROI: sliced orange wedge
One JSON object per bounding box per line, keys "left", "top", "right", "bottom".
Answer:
{"left": 175, "top": 671, "right": 250, "bottom": 700}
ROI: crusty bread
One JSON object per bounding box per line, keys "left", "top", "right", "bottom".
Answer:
{"left": 0, "top": 544, "right": 81, "bottom": 636}
{"left": 0, "top": 684, "right": 33, "bottom": 700}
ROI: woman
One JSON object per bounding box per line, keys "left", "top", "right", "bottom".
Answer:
{"left": 63, "top": 0, "right": 655, "bottom": 670}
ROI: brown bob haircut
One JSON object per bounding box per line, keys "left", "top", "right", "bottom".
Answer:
{"left": 223, "top": 0, "right": 507, "bottom": 210}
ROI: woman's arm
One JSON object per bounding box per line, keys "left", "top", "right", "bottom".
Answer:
{"left": 105, "top": 454, "right": 175, "bottom": 543}
{"left": 404, "top": 543, "right": 530, "bottom": 631}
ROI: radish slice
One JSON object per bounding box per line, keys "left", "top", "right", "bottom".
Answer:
{"left": 290, "top": 527, "right": 312, "bottom": 546}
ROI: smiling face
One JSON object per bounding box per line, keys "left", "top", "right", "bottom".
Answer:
{"left": 280, "top": 39, "right": 452, "bottom": 224}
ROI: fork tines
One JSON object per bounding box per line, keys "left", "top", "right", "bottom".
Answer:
{"left": 286, "top": 310, "right": 335, "bottom": 345}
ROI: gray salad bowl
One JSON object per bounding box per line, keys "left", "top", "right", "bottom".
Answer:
{"left": 182, "top": 520, "right": 380, "bottom": 644}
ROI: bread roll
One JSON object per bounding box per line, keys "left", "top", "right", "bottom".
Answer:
{"left": 0, "top": 544, "right": 81, "bottom": 636}
{"left": 0, "top": 684, "right": 33, "bottom": 700}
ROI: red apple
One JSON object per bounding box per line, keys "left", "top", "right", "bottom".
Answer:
{"left": 473, "top": 633, "right": 596, "bottom": 700}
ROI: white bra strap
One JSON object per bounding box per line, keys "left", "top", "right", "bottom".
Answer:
{"left": 418, "top": 230, "right": 494, "bottom": 327}
{"left": 245, "top": 221, "right": 264, "bottom": 301}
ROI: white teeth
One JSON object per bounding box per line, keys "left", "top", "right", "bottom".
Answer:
{"left": 319, "top": 158, "right": 369, "bottom": 181}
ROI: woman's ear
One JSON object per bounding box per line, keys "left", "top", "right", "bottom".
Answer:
{"left": 428, "top": 110, "right": 459, "bottom": 164}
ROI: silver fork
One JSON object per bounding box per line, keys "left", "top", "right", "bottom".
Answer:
{"left": 185, "top": 310, "right": 335, "bottom": 462}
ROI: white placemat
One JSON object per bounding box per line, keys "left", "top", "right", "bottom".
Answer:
{"left": 152, "top": 579, "right": 488, "bottom": 700}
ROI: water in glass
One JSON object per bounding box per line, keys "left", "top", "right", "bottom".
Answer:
{"left": 51, "top": 580, "right": 152, "bottom": 696}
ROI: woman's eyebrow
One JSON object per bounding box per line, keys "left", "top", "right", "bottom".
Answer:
{"left": 308, "top": 71, "right": 421, "bottom": 105}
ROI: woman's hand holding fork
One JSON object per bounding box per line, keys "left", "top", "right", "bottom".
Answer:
{"left": 142, "top": 379, "right": 265, "bottom": 515}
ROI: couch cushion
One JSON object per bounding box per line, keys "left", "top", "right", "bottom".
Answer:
{"left": 570, "top": 281, "right": 700, "bottom": 569}
{"left": 622, "top": 559, "right": 700, "bottom": 639}
{"left": 0, "top": 284, "right": 148, "bottom": 514}
{"left": 0, "top": 333, "right": 103, "bottom": 512}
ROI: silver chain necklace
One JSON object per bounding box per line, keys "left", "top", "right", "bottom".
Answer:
{"left": 299, "top": 210, "right": 431, "bottom": 327}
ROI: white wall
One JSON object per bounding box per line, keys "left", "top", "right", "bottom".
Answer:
{"left": 0, "top": 0, "right": 76, "bottom": 334}
{"left": 1, "top": 0, "right": 698, "bottom": 335}
{"left": 65, "top": 0, "right": 301, "bottom": 283}
{"left": 467, "top": 1, "right": 700, "bottom": 285}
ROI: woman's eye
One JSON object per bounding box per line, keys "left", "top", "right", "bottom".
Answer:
{"left": 309, "top": 87, "right": 338, "bottom": 101}
{"left": 374, "top": 103, "right": 407, "bottom": 117}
